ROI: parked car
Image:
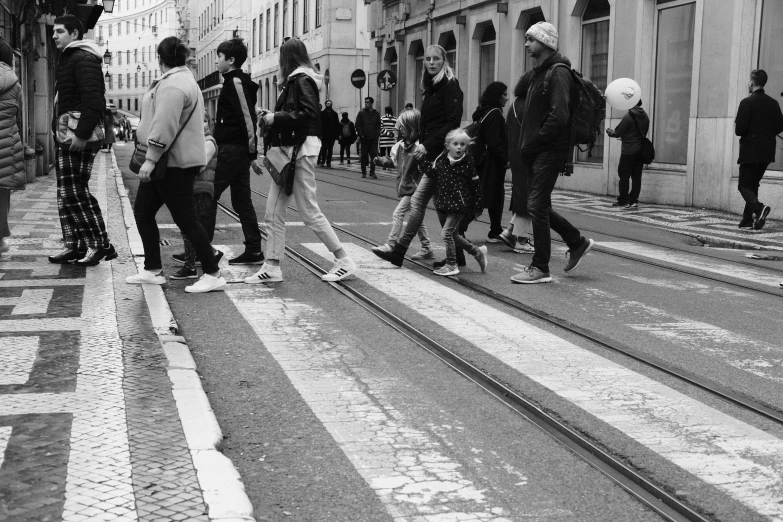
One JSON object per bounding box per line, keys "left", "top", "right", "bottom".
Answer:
{"left": 127, "top": 116, "right": 139, "bottom": 141}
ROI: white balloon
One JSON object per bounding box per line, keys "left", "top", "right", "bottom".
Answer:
{"left": 605, "top": 78, "right": 641, "bottom": 110}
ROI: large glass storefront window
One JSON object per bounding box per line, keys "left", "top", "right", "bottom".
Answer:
{"left": 578, "top": 0, "right": 610, "bottom": 164}
{"left": 759, "top": 0, "right": 783, "bottom": 171}
{"left": 653, "top": 2, "right": 695, "bottom": 165}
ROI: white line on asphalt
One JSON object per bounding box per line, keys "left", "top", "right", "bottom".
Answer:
{"left": 0, "top": 337, "right": 38, "bottom": 385}
{"left": 303, "top": 242, "right": 783, "bottom": 520}
{"left": 0, "top": 427, "right": 10, "bottom": 470}
{"left": 597, "top": 241, "right": 782, "bottom": 288}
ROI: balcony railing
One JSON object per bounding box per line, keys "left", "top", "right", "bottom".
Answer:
{"left": 198, "top": 71, "right": 222, "bottom": 90}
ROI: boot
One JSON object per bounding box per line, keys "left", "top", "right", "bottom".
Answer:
{"left": 372, "top": 243, "right": 406, "bottom": 267}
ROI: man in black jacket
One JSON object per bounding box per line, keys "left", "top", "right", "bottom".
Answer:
{"left": 204, "top": 39, "right": 263, "bottom": 265}
{"left": 734, "top": 69, "right": 783, "bottom": 231}
{"left": 510, "top": 22, "right": 593, "bottom": 284}
{"left": 317, "top": 100, "right": 340, "bottom": 168}
{"left": 355, "top": 97, "right": 381, "bottom": 178}
{"left": 48, "top": 15, "right": 117, "bottom": 267}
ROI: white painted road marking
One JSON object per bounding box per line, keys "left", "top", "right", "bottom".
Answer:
{"left": 598, "top": 241, "right": 782, "bottom": 289}
{"left": 0, "top": 427, "right": 11, "bottom": 470}
{"left": 0, "top": 337, "right": 38, "bottom": 385}
{"left": 304, "top": 243, "right": 783, "bottom": 520}
{"left": 222, "top": 284, "right": 511, "bottom": 521}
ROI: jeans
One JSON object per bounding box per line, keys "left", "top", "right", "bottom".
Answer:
{"left": 205, "top": 144, "right": 262, "bottom": 253}
{"left": 340, "top": 142, "right": 352, "bottom": 162}
{"left": 526, "top": 150, "right": 583, "bottom": 273}
{"left": 738, "top": 162, "right": 770, "bottom": 219}
{"left": 388, "top": 195, "right": 431, "bottom": 248}
{"left": 318, "top": 139, "right": 335, "bottom": 166}
{"left": 265, "top": 154, "right": 342, "bottom": 262}
{"left": 0, "top": 188, "right": 9, "bottom": 238}
{"left": 133, "top": 167, "right": 219, "bottom": 274}
{"left": 182, "top": 192, "right": 213, "bottom": 271}
{"left": 359, "top": 138, "right": 377, "bottom": 175}
{"left": 617, "top": 153, "right": 644, "bottom": 204}
{"left": 396, "top": 175, "right": 437, "bottom": 251}
{"left": 437, "top": 212, "right": 478, "bottom": 266}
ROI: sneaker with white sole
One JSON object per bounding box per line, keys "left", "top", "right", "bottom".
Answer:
{"left": 563, "top": 238, "right": 594, "bottom": 273}
{"left": 126, "top": 270, "right": 166, "bottom": 285}
{"left": 375, "top": 243, "right": 393, "bottom": 254}
{"left": 410, "top": 247, "right": 434, "bottom": 260}
{"left": 0, "top": 237, "right": 9, "bottom": 255}
{"left": 510, "top": 266, "right": 552, "bottom": 284}
{"left": 185, "top": 273, "right": 227, "bottom": 293}
{"left": 244, "top": 263, "right": 283, "bottom": 284}
{"left": 321, "top": 257, "right": 357, "bottom": 282}
{"left": 497, "top": 229, "right": 515, "bottom": 248}
{"left": 513, "top": 238, "right": 535, "bottom": 254}
{"left": 433, "top": 264, "right": 459, "bottom": 276}
{"left": 474, "top": 245, "right": 488, "bottom": 272}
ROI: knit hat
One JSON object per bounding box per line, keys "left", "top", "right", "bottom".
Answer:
{"left": 526, "top": 22, "right": 558, "bottom": 51}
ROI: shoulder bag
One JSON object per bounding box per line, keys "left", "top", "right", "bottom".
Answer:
{"left": 263, "top": 143, "right": 301, "bottom": 196}
{"left": 53, "top": 92, "right": 105, "bottom": 150}
{"left": 129, "top": 100, "right": 198, "bottom": 181}
{"left": 630, "top": 112, "right": 655, "bottom": 165}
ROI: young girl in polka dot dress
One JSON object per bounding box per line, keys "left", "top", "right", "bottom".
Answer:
{"left": 418, "top": 128, "right": 487, "bottom": 276}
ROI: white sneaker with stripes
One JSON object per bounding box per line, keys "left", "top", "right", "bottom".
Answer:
{"left": 321, "top": 257, "right": 357, "bottom": 282}
{"left": 244, "top": 263, "right": 283, "bottom": 284}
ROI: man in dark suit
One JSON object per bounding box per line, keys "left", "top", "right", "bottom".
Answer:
{"left": 734, "top": 69, "right": 783, "bottom": 230}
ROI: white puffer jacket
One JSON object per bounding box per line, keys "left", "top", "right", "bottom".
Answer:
{"left": 0, "top": 62, "right": 23, "bottom": 190}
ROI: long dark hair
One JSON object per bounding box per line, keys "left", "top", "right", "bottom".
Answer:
{"left": 157, "top": 36, "right": 189, "bottom": 68}
{"left": 480, "top": 81, "right": 507, "bottom": 107}
{"left": 278, "top": 38, "right": 314, "bottom": 88}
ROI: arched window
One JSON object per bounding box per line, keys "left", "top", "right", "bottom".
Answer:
{"left": 479, "top": 23, "right": 496, "bottom": 97}
{"left": 578, "top": 0, "right": 609, "bottom": 164}
{"left": 438, "top": 32, "right": 457, "bottom": 77}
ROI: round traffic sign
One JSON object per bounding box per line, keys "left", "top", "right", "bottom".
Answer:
{"left": 377, "top": 69, "right": 397, "bottom": 91}
{"left": 350, "top": 69, "right": 366, "bottom": 89}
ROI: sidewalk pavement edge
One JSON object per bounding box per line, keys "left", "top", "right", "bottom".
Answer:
{"left": 109, "top": 152, "right": 256, "bottom": 522}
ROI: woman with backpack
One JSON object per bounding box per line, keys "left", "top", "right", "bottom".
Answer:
{"left": 338, "top": 111, "right": 356, "bottom": 165}
{"left": 373, "top": 44, "right": 464, "bottom": 267}
{"left": 472, "top": 81, "right": 508, "bottom": 243}
{"left": 247, "top": 38, "right": 357, "bottom": 284}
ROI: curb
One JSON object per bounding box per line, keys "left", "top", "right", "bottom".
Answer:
{"left": 109, "top": 153, "right": 255, "bottom": 522}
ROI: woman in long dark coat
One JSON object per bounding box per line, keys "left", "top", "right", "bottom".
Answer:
{"left": 0, "top": 37, "right": 24, "bottom": 256}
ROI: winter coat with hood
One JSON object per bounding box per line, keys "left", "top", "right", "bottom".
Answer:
{"left": 269, "top": 67, "right": 323, "bottom": 149}
{"left": 507, "top": 95, "right": 527, "bottom": 215}
{"left": 419, "top": 77, "right": 463, "bottom": 161}
{"left": 420, "top": 152, "right": 482, "bottom": 215}
{"left": 214, "top": 69, "right": 259, "bottom": 159}
{"left": 0, "top": 62, "right": 23, "bottom": 190}
{"left": 472, "top": 104, "right": 507, "bottom": 209}
{"left": 52, "top": 40, "right": 105, "bottom": 141}
{"left": 611, "top": 106, "right": 649, "bottom": 155}
{"left": 515, "top": 52, "right": 573, "bottom": 161}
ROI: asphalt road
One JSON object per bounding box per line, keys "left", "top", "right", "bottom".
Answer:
{"left": 114, "top": 141, "right": 783, "bottom": 522}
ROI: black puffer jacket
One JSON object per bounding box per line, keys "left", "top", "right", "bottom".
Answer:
{"left": 52, "top": 41, "right": 105, "bottom": 140}
{"left": 269, "top": 68, "right": 322, "bottom": 147}
{"left": 419, "top": 77, "right": 463, "bottom": 160}
{"left": 420, "top": 152, "right": 482, "bottom": 214}
{"left": 472, "top": 104, "right": 508, "bottom": 209}
{"left": 214, "top": 69, "right": 258, "bottom": 159}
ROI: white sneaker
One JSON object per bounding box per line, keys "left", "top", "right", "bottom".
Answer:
{"left": 244, "top": 263, "right": 283, "bottom": 284}
{"left": 321, "top": 257, "right": 357, "bottom": 282}
{"left": 410, "top": 247, "right": 434, "bottom": 260}
{"left": 185, "top": 273, "right": 227, "bottom": 293}
{"left": 126, "top": 270, "right": 166, "bottom": 285}
{"left": 0, "top": 237, "right": 9, "bottom": 254}
{"left": 513, "top": 238, "right": 535, "bottom": 254}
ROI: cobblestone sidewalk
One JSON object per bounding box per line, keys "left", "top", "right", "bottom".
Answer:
{"left": 0, "top": 154, "right": 211, "bottom": 521}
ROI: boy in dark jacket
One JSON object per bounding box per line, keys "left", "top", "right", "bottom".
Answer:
{"left": 606, "top": 100, "right": 650, "bottom": 209}
{"left": 49, "top": 15, "right": 117, "bottom": 267}
{"left": 204, "top": 38, "right": 263, "bottom": 265}
{"left": 734, "top": 69, "right": 783, "bottom": 230}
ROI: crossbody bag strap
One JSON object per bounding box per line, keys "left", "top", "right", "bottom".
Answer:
{"left": 233, "top": 77, "right": 258, "bottom": 155}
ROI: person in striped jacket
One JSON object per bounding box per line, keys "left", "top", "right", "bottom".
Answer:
{"left": 379, "top": 106, "right": 397, "bottom": 162}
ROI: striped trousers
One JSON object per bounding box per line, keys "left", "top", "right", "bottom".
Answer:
{"left": 55, "top": 147, "right": 109, "bottom": 249}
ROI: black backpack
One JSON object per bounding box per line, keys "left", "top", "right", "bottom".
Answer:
{"left": 464, "top": 107, "right": 501, "bottom": 166}
{"left": 544, "top": 64, "right": 606, "bottom": 158}
{"left": 630, "top": 112, "right": 655, "bottom": 164}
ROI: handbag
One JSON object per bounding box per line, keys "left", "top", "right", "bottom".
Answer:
{"left": 129, "top": 100, "right": 198, "bottom": 181}
{"left": 263, "top": 143, "right": 301, "bottom": 196}
{"left": 56, "top": 111, "right": 105, "bottom": 150}
{"left": 630, "top": 112, "right": 655, "bottom": 165}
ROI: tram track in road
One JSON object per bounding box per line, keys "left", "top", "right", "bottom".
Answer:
{"left": 242, "top": 186, "right": 783, "bottom": 428}
{"left": 310, "top": 169, "right": 783, "bottom": 297}
{"left": 216, "top": 200, "right": 710, "bottom": 522}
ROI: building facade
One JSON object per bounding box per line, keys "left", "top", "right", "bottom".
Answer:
{"left": 189, "top": 0, "right": 370, "bottom": 123}
{"left": 367, "top": 0, "right": 783, "bottom": 214}
{"left": 96, "top": 0, "right": 180, "bottom": 115}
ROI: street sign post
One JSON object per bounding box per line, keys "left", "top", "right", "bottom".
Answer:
{"left": 377, "top": 69, "right": 397, "bottom": 91}
{"left": 351, "top": 69, "right": 367, "bottom": 112}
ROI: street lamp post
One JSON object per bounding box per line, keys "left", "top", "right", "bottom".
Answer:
{"left": 103, "top": 41, "right": 112, "bottom": 65}
{"left": 102, "top": 0, "right": 115, "bottom": 14}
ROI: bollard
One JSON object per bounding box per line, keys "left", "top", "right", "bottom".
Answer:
{"left": 24, "top": 146, "right": 36, "bottom": 184}
{"left": 35, "top": 142, "right": 45, "bottom": 177}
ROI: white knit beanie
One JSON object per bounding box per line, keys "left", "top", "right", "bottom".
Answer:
{"left": 526, "top": 21, "right": 559, "bottom": 51}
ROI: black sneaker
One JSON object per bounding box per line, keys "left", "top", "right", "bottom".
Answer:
{"left": 738, "top": 217, "right": 754, "bottom": 229}
{"left": 486, "top": 234, "right": 502, "bottom": 243}
{"left": 228, "top": 251, "right": 265, "bottom": 265}
{"left": 172, "top": 253, "right": 187, "bottom": 264}
{"left": 754, "top": 205, "right": 771, "bottom": 231}
{"left": 174, "top": 250, "right": 222, "bottom": 267}
{"left": 75, "top": 243, "right": 118, "bottom": 266}
{"left": 169, "top": 266, "right": 198, "bottom": 279}
{"left": 611, "top": 201, "right": 626, "bottom": 207}
{"left": 49, "top": 248, "right": 86, "bottom": 264}
{"left": 563, "top": 238, "right": 594, "bottom": 273}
